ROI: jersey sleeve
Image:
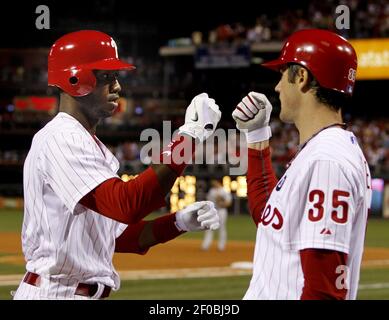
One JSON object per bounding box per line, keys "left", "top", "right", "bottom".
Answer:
{"left": 115, "top": 222, "right": 128, "bottom": 238}
{"left": 283, "top": 160, "right": 356, "bottom": 254}
{"left": 40, "top": 131, "right": 118, "bottom": 215}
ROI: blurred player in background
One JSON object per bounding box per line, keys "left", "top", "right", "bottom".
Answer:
{"left": 232, "top": 29, "right": 372, "bottom": 299}
{"left": 14, "top": 30, "right": 221, "bottom": 300}
{"left": 202, "top": 179, "right": 232, "bottom": 251}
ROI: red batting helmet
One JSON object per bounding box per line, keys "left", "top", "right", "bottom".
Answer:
{"left": 48, "top": 30, "right": 135, "bottom": 97}
{"left": 262, "top": 29, "right": 357, "bottom": 96}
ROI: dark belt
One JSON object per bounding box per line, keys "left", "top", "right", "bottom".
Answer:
{"left": 23, "top": 272, "right": 111, "bottom": 299}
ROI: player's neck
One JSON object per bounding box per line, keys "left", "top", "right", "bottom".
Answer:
{"left": 295, "top": 101, "right": 343, "bottom": 145}
{"left": 58, "top": 95, "right": 98, "bottom": 134}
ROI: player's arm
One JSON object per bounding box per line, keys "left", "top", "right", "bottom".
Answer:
{"left": 300, "top": 249, "right": 348, "bottom": 299}
{"left": 115, "top": 201, "right": 220, "bottom": 253}
{"left": 80, "top": 93, "right": 221, "bottom": 224}
{"left": 232, "top": 92, "right": 278, "bottom": 225}
{"left": 246, "top": 146, "right": 278, "bottom": 225}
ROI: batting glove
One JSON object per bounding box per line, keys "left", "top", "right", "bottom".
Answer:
{"left": 178, "top": 93, "right": 222, "bottom": 143}
{"left": 175, "top": 201, "right": 220, "bottom": 232}
{"left": 232, "top": 92, "right": 272, "bottom": 143}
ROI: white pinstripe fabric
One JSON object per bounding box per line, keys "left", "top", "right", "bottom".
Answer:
{"left": 244, "top": 128, "right": 372, "bottom": 300}
{"left": 15, "top": 112, "right": 128, "bottom": 300}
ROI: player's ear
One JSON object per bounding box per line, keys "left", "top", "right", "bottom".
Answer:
{"left": 297, "top": 67, "right": 310, "bottom": 93}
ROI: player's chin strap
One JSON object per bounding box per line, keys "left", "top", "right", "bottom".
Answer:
{"left": 286, "top": 122, "right": 347, "bottom": 169}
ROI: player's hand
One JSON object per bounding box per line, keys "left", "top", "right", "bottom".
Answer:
{"left": 178, "top": 93, "right": 221, "bottom": 143}
{"left": 232, "top": 92, "right": 272, "bottom": 143}
{"left": 175, "top": 201, "right": 220, "bottom": 232}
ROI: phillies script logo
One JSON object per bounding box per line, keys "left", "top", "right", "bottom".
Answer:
{"left": 259, "top": 204, "right": 284, "bottom": 230}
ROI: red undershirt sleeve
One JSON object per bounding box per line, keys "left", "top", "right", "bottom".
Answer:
{"left": 300, "top": 248, "right": 348, "bottom": 300}
{"left": 79, "top": 167, "right": 166, "bottom": 224}
{"left": 247, "top": 147, "right": 278, "bottom": 226}
{"left": 114, "top": 220, "right": 149, "bottom": 254}
{"left": 115, "top": 213, "right": 186, "bottom": 254}
{"left": 151, "top": 213, "right": 186, "bottom": 244}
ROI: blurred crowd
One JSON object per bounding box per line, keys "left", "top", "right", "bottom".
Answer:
{"left": 190, "top": 0, "right": 389, "bottom": 46}
{"left": 2, "top": 1, "right": 388, "bottom": 100}
{"left": 349, "top": 117, "right": 389, "bottom": 177}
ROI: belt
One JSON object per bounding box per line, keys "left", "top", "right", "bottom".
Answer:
{"left": 23, "top": 272, "right": 111, "bottom": 299}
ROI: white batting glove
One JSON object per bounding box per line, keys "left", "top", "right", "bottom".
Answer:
{"left": 175, "top": 201, "right": 220, "bottom": 232}
{"left": 232, "top": 92, "right": 272, "bottom": 143}
{"left": 178, "top": 93, "right": 222, "bottom": 143}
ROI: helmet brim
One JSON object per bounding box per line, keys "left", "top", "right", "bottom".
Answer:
{"left": 81, "top": 58, "right": 136, "bottom": 71}
{"left": 261, "top": 58, "right": 285, "bottom": 72}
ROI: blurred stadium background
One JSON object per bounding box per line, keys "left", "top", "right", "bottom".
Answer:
{"left": 0, "top": 0, "right": 388, "bottom": 299}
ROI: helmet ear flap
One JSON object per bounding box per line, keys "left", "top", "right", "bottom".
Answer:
{"left": 66, "top": 69, "right": 96, "bottom": 97}
{"left": 48, "top": 68, "right": 96, "bottom": 97}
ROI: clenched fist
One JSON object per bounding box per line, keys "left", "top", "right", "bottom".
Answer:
{"left": 178, "top": 93, "right": 221, "bottom": 143}
{"left": 232, "top": 92, "right": 273, "bottom": 143}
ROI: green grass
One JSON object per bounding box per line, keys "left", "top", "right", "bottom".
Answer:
{"left": 357, "top": 268, "right": 389, "bottom": 300}
{"left": 0, "top": 263, "right": 25, "bottom": 275}
{"left": 0, "top": 286, "right": 14, "bottom": 300}
{"left": 0, "top": 209, "right": 23, "bottom": 232}
{"left": 364, "top": 218, "right": 389, "bottom": 248}
{"left": 357, "top": 268, "right": 389, "bottom": 284}
{"left": 357, "top": 288, "right": 389, "bottom": 300}
{"left": 110, "top": 276, "right": 250, "bottom": 300}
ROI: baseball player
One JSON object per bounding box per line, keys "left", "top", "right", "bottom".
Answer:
{"left": 14, "top": 30, "right": 221, "bottom": 300}
{"left": 232, "top": 29, "right": 372, "bottom": 299}
{"left": 202, "top": 179, "right": 232, "bottom": 251}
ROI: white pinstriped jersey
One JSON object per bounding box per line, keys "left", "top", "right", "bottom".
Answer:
{"left": 21, "top": 112, "right": 127, "bottom": 297}
{"left": 244, "top": 127, "right": 372, "bottom": 300}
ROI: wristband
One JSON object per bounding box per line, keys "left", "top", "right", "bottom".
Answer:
{"left": 245, "top": 126, "right": 272, "bottom": 143}
{"left": 160, "top": 134, "right": 196, "bottom": 176}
